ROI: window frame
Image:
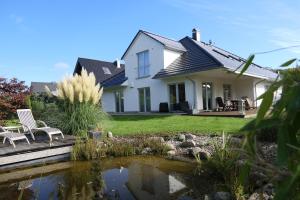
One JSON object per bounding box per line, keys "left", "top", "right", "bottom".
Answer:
{"left": 223, "top": 84, "right": 232, "bottom": 101}
{"left": 137, "top": 50, "right": 150, "bottom": 78}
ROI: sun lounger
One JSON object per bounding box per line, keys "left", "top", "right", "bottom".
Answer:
{"left": 17, "top": 109, "right": 64, "bottom": 143}
{"left": 0, "top": 126, "right": 30, "bottom": 148}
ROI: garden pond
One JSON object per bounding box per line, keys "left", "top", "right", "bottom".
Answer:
{"left": 0, "top": 156, "right": 223, "bottom": 200}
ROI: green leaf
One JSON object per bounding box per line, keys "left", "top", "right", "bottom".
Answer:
{"left": 280, "top": 58, "right": 297, "bottom": 67}
{"left": 256, "top": 90, "right": 274, "bottom": 125}
{"left": 277, "top": 125, "right": 289, "bottom": 166}
{"left": 237, "top": 54, "right": 255, "bottom": 77}
{"left": 239, "top": 160, "right": 251, "bottom": 185}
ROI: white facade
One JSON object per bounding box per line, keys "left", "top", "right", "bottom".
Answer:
{"left": 101, "top": 32, "right": 272, "bottom": 113}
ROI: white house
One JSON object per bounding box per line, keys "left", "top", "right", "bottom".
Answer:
{"left": 74, "top": 29, "right": 278, "bottom": 114}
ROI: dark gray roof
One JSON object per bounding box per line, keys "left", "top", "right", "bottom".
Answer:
{"left": 31, "top": 82, "right": 57, "bottom": 94}
{"left": 121, "top": 30, "right": 186, "bottom": 59}
{"left": 73, "top": 57, "right": 127, "bottom": 88}
{"left": 153, "top": 37, "right": 222, "bottom": 78}
{"left": 102, "top": 70, "right": 127, "bottom": 88}
{"left": 191, "top": 39, "right": 278, "bottom": 79}
{"left": 142, "top": 30, "right": 186, "bottom": 52}
{"left": 153, "top": 37, "right": 278, "bottom": 80}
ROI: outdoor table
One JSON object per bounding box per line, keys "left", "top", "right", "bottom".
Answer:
{"left": 3, "top": 126, "right": 22, "bottom": 133}
{"left": 231, "top": 100, "right": 239, "bottom": 111}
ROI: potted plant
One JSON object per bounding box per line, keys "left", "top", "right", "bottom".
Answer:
{"left": 88, "top": 123, "right": 103, "bottom": 140}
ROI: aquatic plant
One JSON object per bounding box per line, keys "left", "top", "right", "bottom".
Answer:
{"left": 71, "top": 137, "right": 171, "bottom": 161}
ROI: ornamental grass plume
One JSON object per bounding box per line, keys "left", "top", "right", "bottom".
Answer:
{"left": 57, "top": 68, "right": 103, "bottom": 105}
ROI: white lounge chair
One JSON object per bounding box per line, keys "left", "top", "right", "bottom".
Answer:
{"left": 17, "top": 109, "right": 64, "bottom": 143}
{"left": 0, "top": 126, "right": 30, "bottom": 148}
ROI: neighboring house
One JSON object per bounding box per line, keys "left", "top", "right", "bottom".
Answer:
{"left": 31, "top": 82, "right": 57, "bottom": 95}
{"left": 74, "top": 29, "right": 278, "bottom": 113}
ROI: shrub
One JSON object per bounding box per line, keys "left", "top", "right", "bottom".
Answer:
{"left": 0, "top": 77, "right": 30, "bottom": 120}
{"left": 240, "top": 58, "right": 300, "bottom": 199}
{"left": 71, "top": 137, "right": 171, "bottom": 161}
{"left": 56, "top": 68, "right": 106, "bottom": 136}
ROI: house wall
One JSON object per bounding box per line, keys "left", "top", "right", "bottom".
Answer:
{"left": 163, "top": 49, "right": 181, "bottom": 68}
{"left": 101, "top": 90, "right": 115, "bottom": 112}
{"left": 187, "top": 70, "right": 261, "bottom": 110}
{"left": 162, "top": 76, "right": 195, "bottom": 110}
{"left": 122, "top": 32, "right": 184, "bottom": 112}
{"left": 187, "top": 76, "right": 237, "bottom": 110}
{"left": 254, "top": 80, "right": 272, "bottom": 107}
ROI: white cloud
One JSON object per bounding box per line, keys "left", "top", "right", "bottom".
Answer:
{"left": 54, "top": 62, "right": 70, "bottom": 69}
{"left": 10, "top": 14, "right": 24, "bottom": 24}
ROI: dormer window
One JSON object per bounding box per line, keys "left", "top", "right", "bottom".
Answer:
{"left": 137, "top": 50, "right": 150, "bottom": 78}
{"left": 102, "top": 67, "right": 111, "bottom": 75}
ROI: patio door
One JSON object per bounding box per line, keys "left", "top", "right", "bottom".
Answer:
{"left": 138, "top": 87, "right": 151, "bottom": 112}
{"left": 169, "top": 83, "right": 186, "bottom": 110}
{"left": 115, "top": 90, "right": 124, "bottom": 112}
{"left": 202, "top": 82, "right": 213, "bottom": 111}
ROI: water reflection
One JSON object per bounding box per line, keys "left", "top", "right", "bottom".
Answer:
{"left": 0, "top": 156, "right": 218, "bottom": 200}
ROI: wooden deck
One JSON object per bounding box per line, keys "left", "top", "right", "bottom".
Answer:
{"left": 0, "top": 134, "right": 76, "bottom": 168}
{"left": 196, "top": 109, "right": 257, "bottom": 118}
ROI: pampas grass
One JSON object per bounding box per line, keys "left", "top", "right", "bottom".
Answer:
{"left": 57, "top": 68, "right": 103, "bottom": 105}
{"left": 55, "top": 68, "right": 108, "bottom": 136}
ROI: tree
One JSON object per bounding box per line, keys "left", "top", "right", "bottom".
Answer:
{"left": 0, "top": 77, "right": 30, "bottom": 120}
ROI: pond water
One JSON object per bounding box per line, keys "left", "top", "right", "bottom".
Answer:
{"left": 0, "top": 156, "right": 222, "bottom": 200}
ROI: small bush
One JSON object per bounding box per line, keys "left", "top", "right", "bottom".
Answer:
{"left": 71, "top": 137, "right": 171, "bottom": 161}
{"left": 0, "top": 77, "right": 30, "bottom": 120}
{"left": 61, "top": 103, "right": 107, "bottom": 136}
{"left": 56, "top": 68, "right": 106, "bottom": 136}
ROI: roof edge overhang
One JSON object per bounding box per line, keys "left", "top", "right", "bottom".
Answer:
{"left": 225, "top": 68, "right": 275, "bottom": 81}
{"left": 103, "top": 81, "right": 128, "bottom": 90}
{"left": 122, "top": 30, "right": 186, "bottom": 59}
{"left": 121, "top": 30, "right": 163, "bottom": 59}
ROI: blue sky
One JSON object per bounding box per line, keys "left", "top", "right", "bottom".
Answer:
{"left": 1, "top": 0, "right": 300, "bottom": 85}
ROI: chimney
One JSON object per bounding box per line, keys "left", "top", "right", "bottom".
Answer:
{"left": 192, "top": 28, "right": 200, "bottom": 41}
{"left": 114, "top": 59, "right": 121, "bottom": 68}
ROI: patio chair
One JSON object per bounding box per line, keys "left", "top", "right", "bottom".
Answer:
{"left": 0, "top": 126, "right": 30, "bottom": 148}
{"left": 216, "top": 97, "right": 232, "bottom": 111}
{"left": 242, "top": 97, "right": 255, "bottom": 110}
{"left": 17, "top": 109, "right": 64, "bottom": 142}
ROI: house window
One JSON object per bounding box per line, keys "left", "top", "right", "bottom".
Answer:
{"left": 223, "top": 84, "right": 231, "bottom": 101}
{"left": 138, "top": 87, "right": 151, "bottom": 112}
{"left": 115, "top": 90, "right": 124, "bottom": 112}
{"left": 102, "top": 67, "right": 112, "bottom": 75}
{"left": 169, "top": 83, "right": 186, "bottom": 110}
{"left": 137, "top": 51, "right": 150, "bottom": 78}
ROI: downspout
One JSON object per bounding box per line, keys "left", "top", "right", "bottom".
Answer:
{"left": 186, "top": 77, "right": 197, "bottom": 112}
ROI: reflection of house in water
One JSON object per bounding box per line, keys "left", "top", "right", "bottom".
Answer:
{"left": 126, "top": 162, "right": 186, "bottom": 200}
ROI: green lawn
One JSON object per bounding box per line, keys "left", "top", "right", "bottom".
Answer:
{"left": 107, "top": 115, "right": 252, "bottom": 136}
{"left": 3, "top": 115, "right": 252, "bottom": 136}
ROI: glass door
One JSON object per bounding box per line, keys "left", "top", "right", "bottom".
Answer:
{"left": 169, "top": 83, "right": 186, "bottom": 111}
{"left": 169, "top": 84, "right": 177, "bottom": 110}
{"left": 115, "top": 90, "right": 124, "bottom": 112}
{"left": 139, "top": 87, "right": 151, "bottom": 112}
{"left": 202, "top": 82, "right": 213, "bottom": 111}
